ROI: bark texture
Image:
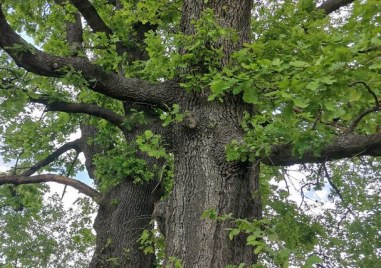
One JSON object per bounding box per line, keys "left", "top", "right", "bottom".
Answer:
{"left": 89, "top": 180, "right": 156, "bottom": 267}
{"left": 80, "top": 120, "right": 157, "bottom": 267}
{"left": 163, "top": 96, "right": 261, "bottom": 267}
{"left": 161, "top": 2, "right": 260, "bottom": 266}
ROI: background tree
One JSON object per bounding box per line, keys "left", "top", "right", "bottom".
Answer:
{"left": 0, "top": 183, "right": 96, "bottom": 267}
{"left": 0, "top": 0, "right": 380, "bottom": 267}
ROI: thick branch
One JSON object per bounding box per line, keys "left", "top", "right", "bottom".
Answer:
{"left": 0, "top": 6, "right": 176, "bottom": 107}
{"left": 21, "top": 138, "right": 83, "bottom": 176}
{"left": 54, "top": 0, "right": 84, "bottom": 54}
{"left": 0, "top": 174, "right": 102, "bottom": 202}
{"left": 69, "top": 0, "right": 113, "bottom": 35}
{"left": 68, "top": 0, "right": 130, "bottom": 59}
{"left": 318, "top": 0, "right": 355, "bottom": 14}
{"left": 263, "top": 133, "right": 381, "bottom": 166}
{"left": 31, "top": 98, "right": 127, "bottom": 131}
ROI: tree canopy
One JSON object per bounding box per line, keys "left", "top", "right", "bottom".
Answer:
{"left": 0, "top": 0, "right": 380, "bottom": 267}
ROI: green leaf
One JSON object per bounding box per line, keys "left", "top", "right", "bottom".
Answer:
{"left": 320, "top": 76, "right": 336, "bottom": 85}
{"left": 303, "top": 255, "right": 322, "bottom": 267}
{"left": 243, "top": 88, "right": 258, "bottom": 104}
{"left": 290, "top": 61, "right": 310, "bottom": 68}
{"left": 293, "top": 98, "right": 309, "bottom": 108}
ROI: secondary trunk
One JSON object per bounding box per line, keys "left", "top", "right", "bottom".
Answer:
{"left": 83, "top": 115, "right": 162, "bottom": 267}
{"left": 89, "top": 180, "right": 156, "bottom": 267}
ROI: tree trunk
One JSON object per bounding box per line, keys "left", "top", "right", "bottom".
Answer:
{"left": 160, "top": 1, "right": 260, "bottom": 266}
{"left": 82, "top": 117, "right": 162, "bottom": 267}
{"left": 161, "top": 96, "right": 261, "bottom": 267}
{"left": 90, "top": 180, "right": 156, "bottom": 268}
{"left": 89, "top": 1, "right": 258, "bottom": 267}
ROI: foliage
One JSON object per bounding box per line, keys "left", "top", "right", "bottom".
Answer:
{"left": 0, "top": 184, "right": 96, "bottom": 267}
{"left": 159, "top": 104, "right": 185, "bottom": 127}
{"left": 139, "top": 225, "right": 166, "bottom": 267}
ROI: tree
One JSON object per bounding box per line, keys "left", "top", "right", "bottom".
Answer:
{"left": 0, "top": 184, "right": 96, "bottom": 267}
{"left": 0, "top": 0, "right": 380, "bottom": 267}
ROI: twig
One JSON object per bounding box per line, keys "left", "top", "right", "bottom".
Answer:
{"left": 12, "top": 149, "right": 24, "bottom": 175}
{"left": 349, "top": 81, "right": 379, "bottom": 105}
{"left": 348, "top": 81, "right": 380, "bottom": 132}
{"left": 348, "top": 107, "right": 379, "bottom": 132}
{"left": 312, "top": 109, "right": 323, "bottom": 130}
{"left": 299, "top": 182, "right": 316, "bottom": 209}
{"left": 322, "top": 162, "right": 345, "bottom": 203}
{"left": 61, "top": 151, "right": 79, "bottom": 200}
{"left": 336, "top": 207, "right": 352, "bottom": 232}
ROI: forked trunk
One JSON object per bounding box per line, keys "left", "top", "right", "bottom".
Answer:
{"left": 89, "top": 1, "right": 258, "bottom": 267}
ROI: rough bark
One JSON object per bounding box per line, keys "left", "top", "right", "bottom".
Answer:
{"left": 77, "top": 0, "right": 166, "bottom": 263}
{"left": 89, "top": 180, "right": 156, "bottom": 267}
{"left": 162, "top": 95, "right": 261, "bottom": 267}
{"left": 157, "top": 2, "right": 261, "bottom": 266}
{"left": 80, "top": 122, "right": 158, "bottom": 267}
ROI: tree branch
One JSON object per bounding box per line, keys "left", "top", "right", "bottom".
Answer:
{"left": 0, "top": 5, "right": 176, "bottom": 107}
{"left": 21, "top": 138, "right": 83, "bottom": 176}
{"left": 347, "top": 81, "right": 380, "bottom": 132}
{"left": 263, "top": 133, "right": 381, "bottom": 166}
{"left": 69, "top": 0, "right": 113, "bottom": 35}
{"left": 322, "top": 162, "right": 345, "bottom": 202}
{"left": 348, "top": 107, "right": 379, "bottom": 132}
{"left": 68, "top": 0, "right": 131, "bottom": 60}
{"left": 317, "top": 0, "right": 355, "bottom": 14}
{"left": 350, "top": 81, "right": 379, "bottom": 106}
{"left": 0, "top": 174, "right": 102, "bottom": 203}
{"left": 61, "top": 151, "right": 79, "bottom": 200}
{"left": 31, "top": 97, "right": 127, "bottom": 131}
{"left": 54, "top": 0, "right": 84, "bottom": 55}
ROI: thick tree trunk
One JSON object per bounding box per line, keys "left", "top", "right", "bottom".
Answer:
{"left": 161, "top": 1, "right": 259, "bottom": 266}
{"left": 151, "top": 1, "right": 259, "bottom": 266}
{"left": 162, "top": 97, "right": 261, "bottom": 267}
{"left": 89, "top": 1, "right": 257, "bottom": 267}
{"left": 90, "top": 180, "right": 156, "bottom": 268}
{"left": 82, "top": 120, "right": 161, "bottom": 267}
